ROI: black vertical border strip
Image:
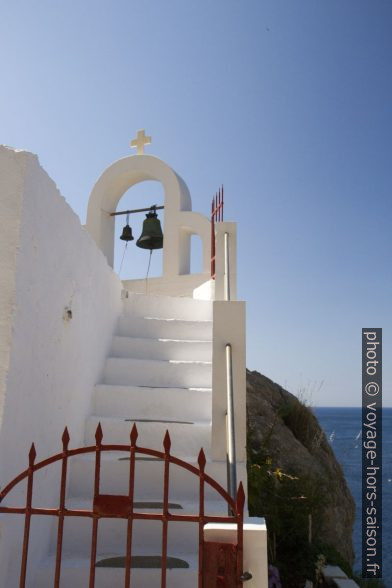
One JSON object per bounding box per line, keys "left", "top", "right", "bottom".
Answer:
{"left": 362, "top": 328, "right": 382, "bottom": 578}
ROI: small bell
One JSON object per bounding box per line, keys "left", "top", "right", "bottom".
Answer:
{"left": 120, "top": 224, "right": 134, "bottom": 242}
{"left": 136, "top": 208, "right": 163, "bottom": 250}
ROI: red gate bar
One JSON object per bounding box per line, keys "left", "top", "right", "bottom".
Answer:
{"left": 0, "top": 423, "right": 244, "bottom": 587}
{"left": 89, "top": 423, "right": 102, "bottom": 587}
{"left": 124, "top": 424, "right": 137, "bottom": 587}
{"left": 161, "top": 430, "right": 171, "bottom": 588}
{"left": 19, "top": 443, "right": 36, "bottom": 588}
{"left": 198, "top": 448, "right": 206, "bottom": 588}
{"left": 54, "top": 427, "right": 70, "bottom": 585}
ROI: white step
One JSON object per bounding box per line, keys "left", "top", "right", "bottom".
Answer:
{"left": 61, "top": 497, "right": 227, "bottom": 516}
{"left": 93, "top": 385, "right": 212, "bottom": 421}
{"left": 123, "top": 291, "right": 212, "bottom": 321}
{"left": 110, "top": 336, "right": 212, "bottom": 362}
{"left": 47, "top": 499, "right": 225, "bottom": 557}
{"left": 52, "top": 513, "right": 199, "bottom": 556}
{"left": 117, "top": 316, "right": 212, "bottom": 340}
{"left": 33, "top": 553, "right": 198, "bottom": 588}
{"left": 103, "top": 357, "right": 212, "bottom": 388}
{"left": 68, "top": 453, "right": 246, "bottom": 502}
{"left": 84, "top": 417, "right": 211, "bottom": 460}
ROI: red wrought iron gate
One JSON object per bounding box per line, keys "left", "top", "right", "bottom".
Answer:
{"left": 0, "top": 423, "right": 245, "bottom": 587}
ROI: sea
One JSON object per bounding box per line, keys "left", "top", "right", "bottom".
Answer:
{"left": 315, "top": 407, "right": 392, "bottom": 586}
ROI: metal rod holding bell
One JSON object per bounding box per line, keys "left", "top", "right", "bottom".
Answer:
{"left": 116, "top": 205, "right": 164, "bottom": 250}
{"left": 110, "top": 205, "right": 164, "bottom": 217}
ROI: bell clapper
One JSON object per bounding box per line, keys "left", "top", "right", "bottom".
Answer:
{"left": 119, "top": 241, "right": 128, "bottom": 276}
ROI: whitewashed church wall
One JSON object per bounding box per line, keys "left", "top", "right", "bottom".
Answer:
{"left": 0, "top": 147, "right": 25, "bottom": 433}
{"left": 0, "top": 147, "right": 123, "bottom": 583}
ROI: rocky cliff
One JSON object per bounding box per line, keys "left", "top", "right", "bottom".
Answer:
{"left": 246, "top": 369, "right": 355, "bottom": 566}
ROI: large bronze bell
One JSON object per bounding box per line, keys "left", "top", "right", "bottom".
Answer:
{"left": 120, "top": 224, "right": 134, "bottom": 242}
{"left": 136, "top": 209, "right": 163, "bottom": 250}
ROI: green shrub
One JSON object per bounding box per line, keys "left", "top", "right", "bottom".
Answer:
{"left": 279, "top": 397, "right": 320, "bottom": 452}
{"left": 247, "top": 445, "right": 330, "bottom": 586}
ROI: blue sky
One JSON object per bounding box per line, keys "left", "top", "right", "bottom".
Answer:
{"left": 1, "top": 1, "right": 391, "bottom": 406}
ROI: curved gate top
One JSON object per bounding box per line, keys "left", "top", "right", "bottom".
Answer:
{"left": 0, "top": 423, "right": 245, "bottom": 587}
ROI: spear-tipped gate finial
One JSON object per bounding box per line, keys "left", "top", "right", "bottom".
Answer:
{"left": 236, "top": 481, "right": 245, "bottom": 513}
{"left": 163, "top": 430, "right": 171, "bottom": 453}
{"left": 28, "top": 443, "right": 36, "bottom": 466}
{"left": 61, "top": 426, "right": 70, "bottom": 449}
{"left": 95, "top": 422, "right": 103, "bottom": 445}
{"left": 198, "top": 448, "right": 206, "bottom": 472}
{"left": 130, "top": 423, "right": 138, "bottom": 446}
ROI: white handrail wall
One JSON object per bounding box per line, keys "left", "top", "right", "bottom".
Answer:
{"left": 212, "top": 300, "right": 247, "bottom": 465}
{"left": 204, "top": 212, "right": 268, "bottom": 586}
{"left": 214, "top": 222, "right": 237, "bottom": 301}
{"left": 224, "top": 232, "right": 231, "bottom": 301}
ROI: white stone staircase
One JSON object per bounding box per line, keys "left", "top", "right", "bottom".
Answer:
{"left": 33, "top": 292, "right": 232, "bottom": 587}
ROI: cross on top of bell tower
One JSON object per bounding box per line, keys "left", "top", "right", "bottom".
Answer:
{"left": 130, "top": 129, "right": 152, "bottom": 155}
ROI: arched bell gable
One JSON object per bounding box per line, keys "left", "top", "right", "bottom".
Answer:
{"left": 85, "top": 154, "right": 211, "bottom": 277}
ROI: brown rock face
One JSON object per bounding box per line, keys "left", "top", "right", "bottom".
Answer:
{"left": 246, "top": 369, "right": 355, "bottom": 565}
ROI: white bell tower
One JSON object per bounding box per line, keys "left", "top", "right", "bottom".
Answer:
{"left": 85, "top": 130, "right": 212, "bottom": 295}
